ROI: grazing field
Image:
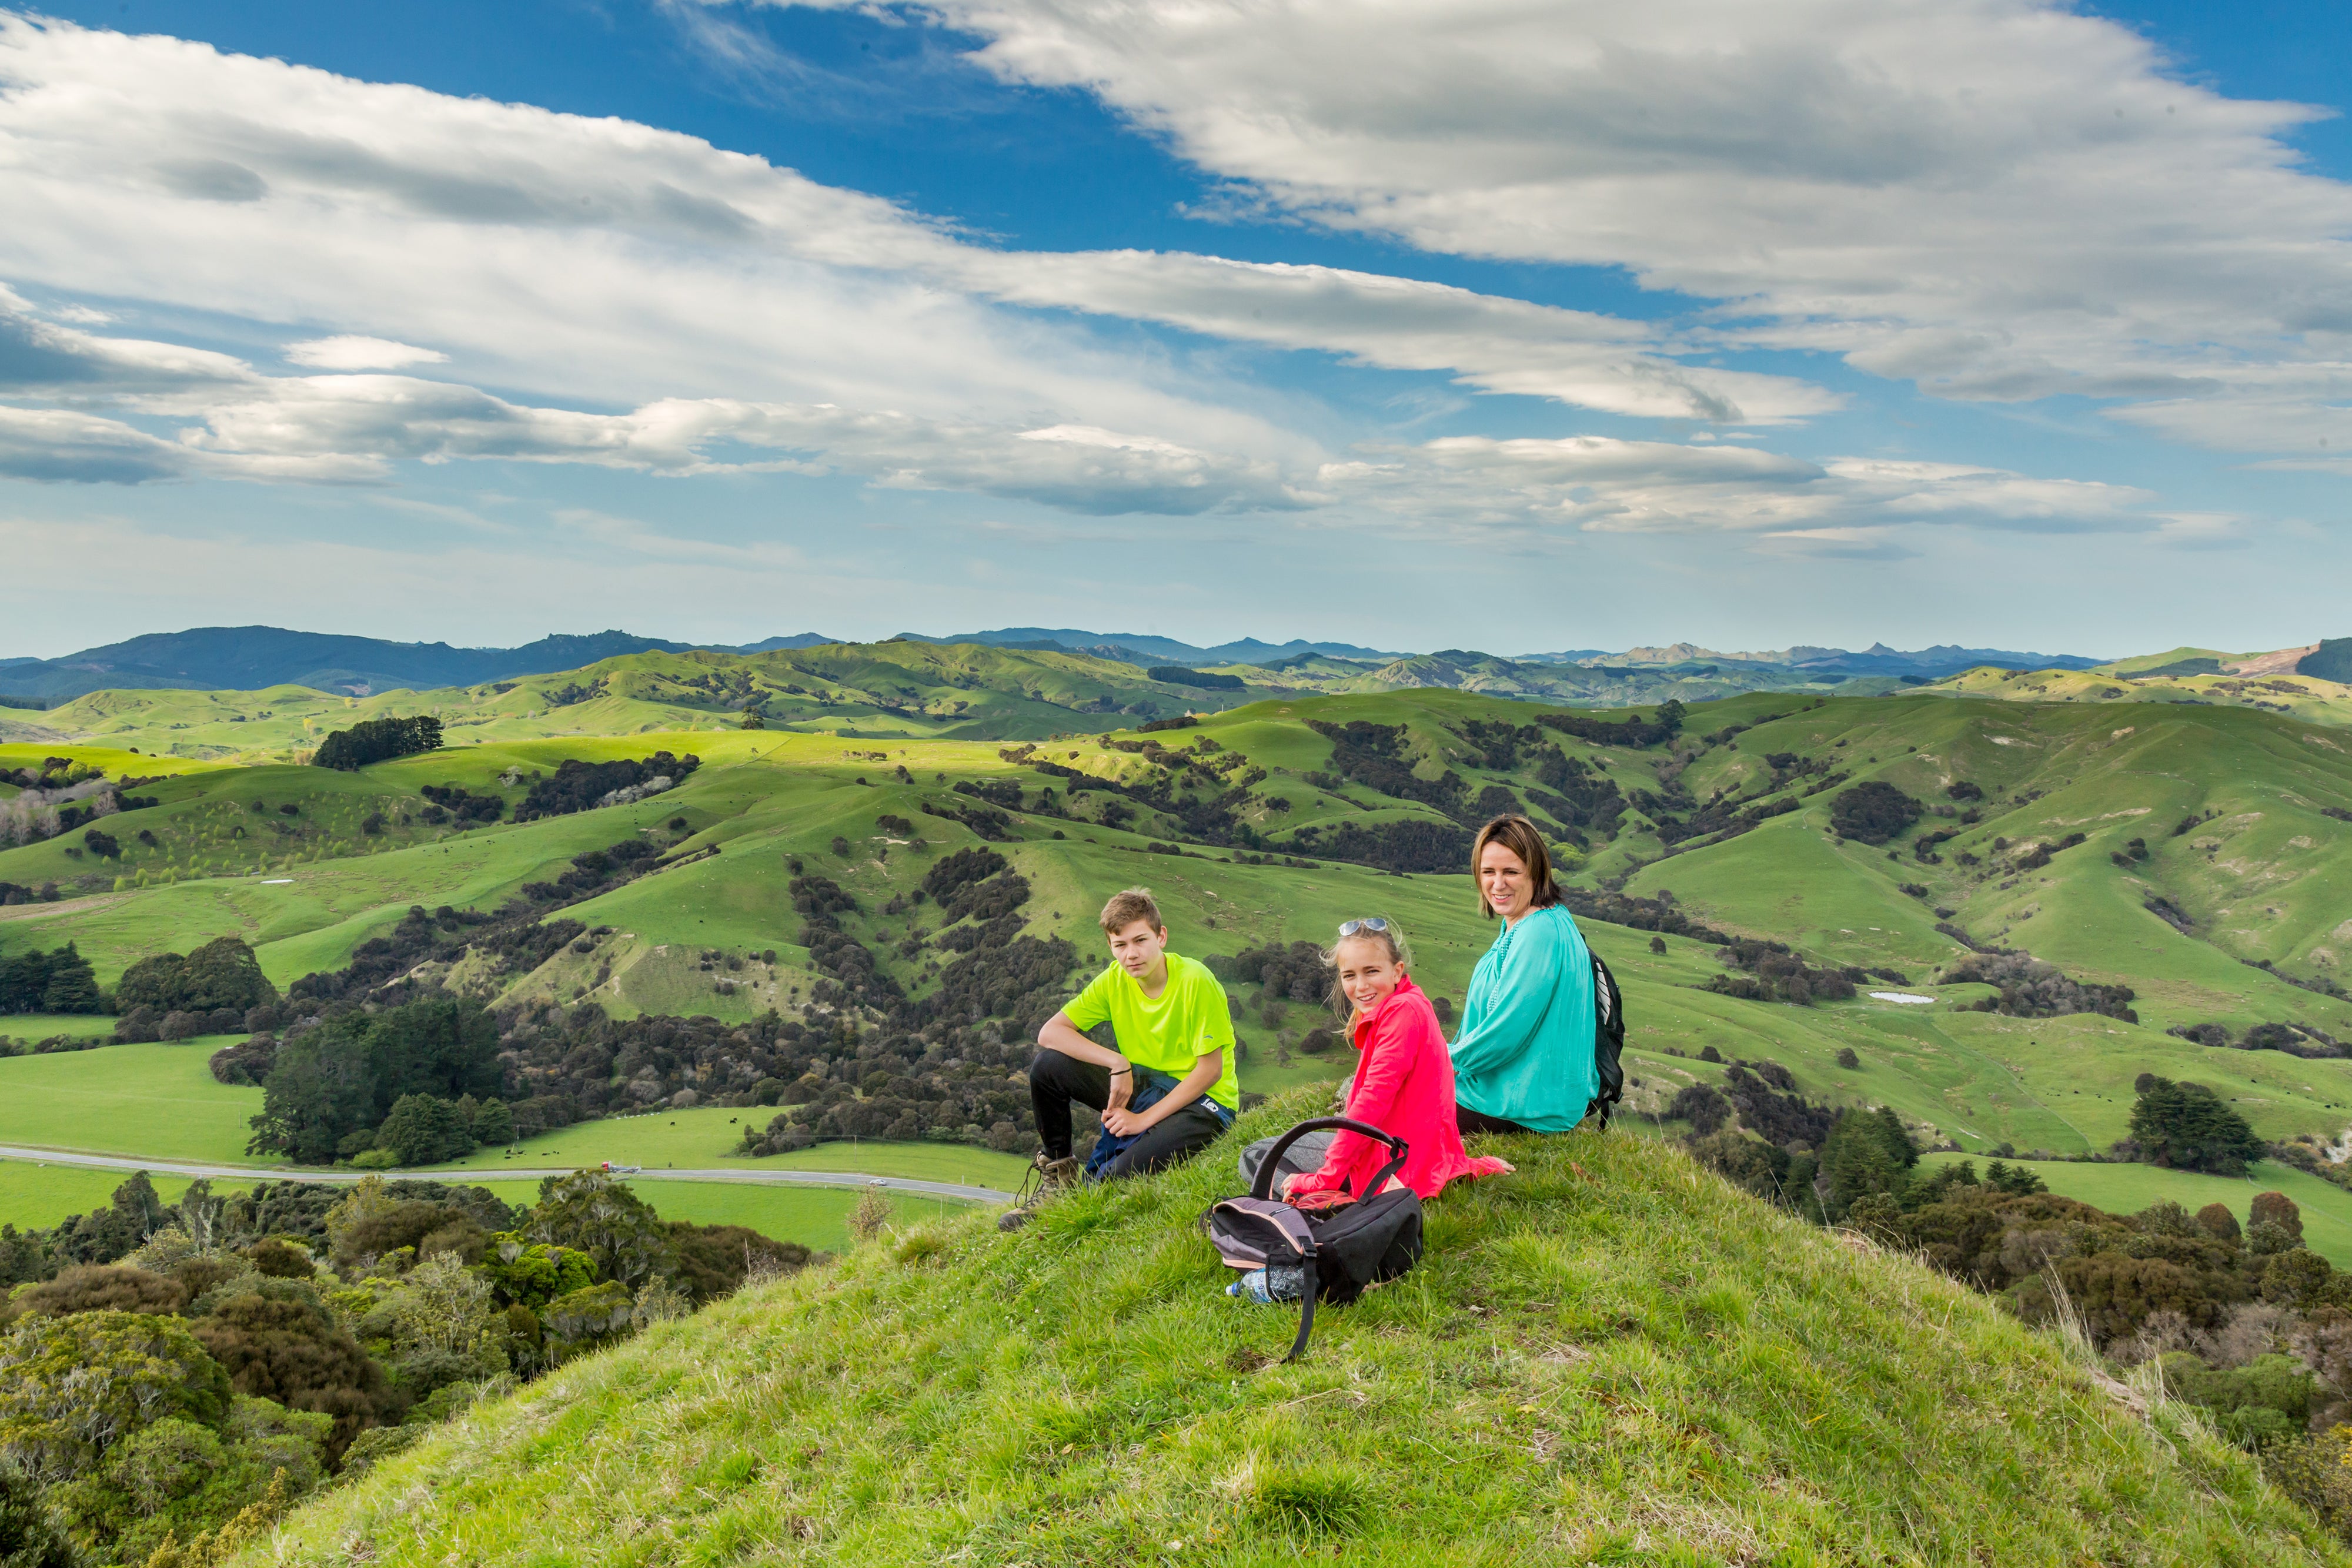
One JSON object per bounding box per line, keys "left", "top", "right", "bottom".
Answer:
{"left": 0, "top": 1156, "right": 212, "bottom": 1229}
{"left": 0, "top": 1037, "right": 272, "bottom": 1164}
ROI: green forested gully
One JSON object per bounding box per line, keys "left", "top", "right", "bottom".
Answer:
{"left": 6, "top": 657, "right": 2352, "bottom": 1560}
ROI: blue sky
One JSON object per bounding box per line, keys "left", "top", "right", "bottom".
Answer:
{"left": 2, "top": 0, "right": 2348, "bottom": 658}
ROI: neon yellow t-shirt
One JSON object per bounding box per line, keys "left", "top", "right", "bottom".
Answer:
{"left": 1063, "top": 951, "right": 1241, "bottom": 1113}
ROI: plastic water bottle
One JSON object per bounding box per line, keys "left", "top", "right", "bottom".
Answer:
{"left": 1225, "top": 1266, "right": 1306, "bottom": 1303}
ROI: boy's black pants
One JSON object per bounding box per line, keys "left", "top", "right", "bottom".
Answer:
{"left": 1028, "top": 1048, "right": 1227, "bottom": 1178}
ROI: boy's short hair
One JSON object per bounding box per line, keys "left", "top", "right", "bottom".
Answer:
{"left": 1099, "top": 886, "right": 1164, "bottom": 934}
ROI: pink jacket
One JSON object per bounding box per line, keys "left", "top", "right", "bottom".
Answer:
{"left": 1287, "top": 975, "right": 1511, "bottom": 1202}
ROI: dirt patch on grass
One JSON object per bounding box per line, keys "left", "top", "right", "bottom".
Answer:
{"left": 0, "top": 892, "right": 125, "bottom": 924}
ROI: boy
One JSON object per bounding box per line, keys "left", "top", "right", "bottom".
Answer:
{"left": 1025, "top": 886, "right": 1240, "bottom": 1188}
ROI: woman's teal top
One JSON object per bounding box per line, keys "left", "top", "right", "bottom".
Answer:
{"left": 1449, "top": 903, "right": 1598, "bottom": 1132}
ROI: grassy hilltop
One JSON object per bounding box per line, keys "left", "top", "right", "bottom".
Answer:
{"left": 255, "top": 1098, "right": 2337, "bottom": 1566}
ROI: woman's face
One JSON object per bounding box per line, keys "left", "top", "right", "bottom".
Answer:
{"left": 1479, "top": 840, "right": 1535, "bottom": 921}
{"left": 1335, "top": 936, "right": 1403, "bottom": 1014}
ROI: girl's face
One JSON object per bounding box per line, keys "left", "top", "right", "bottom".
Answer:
{"left": 1479, "top": 840, "right": 1535, "bottom": 921}
{"left": 1335, "top": 935, "right": 1404, "bottom": 1014}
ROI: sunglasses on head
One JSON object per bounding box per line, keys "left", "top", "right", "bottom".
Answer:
{"left": 1337, "top": 917, "right": 1390, "bottom": 937}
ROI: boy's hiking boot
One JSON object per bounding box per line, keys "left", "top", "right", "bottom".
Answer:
{"left": 997, "top": 1153, "right": 1081, "bottom": 1232}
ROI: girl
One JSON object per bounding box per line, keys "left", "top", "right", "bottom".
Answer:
{"left": 1279, "top": 917, "right": 1512, "bottom": 1204}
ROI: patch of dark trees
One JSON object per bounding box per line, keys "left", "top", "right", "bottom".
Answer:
{"left": 419, "top": 783, "right": 503, "bottom": 824}
{"left": 736, "top": 859, "right": 1083, "bottom": 1152}
{"left": 1642, "top": 789, "right": 1800, "bottom": 850}
{"left": 313, "top": 715, "right": 443, "bottom": 771}
{"left": 1939, "top": 949, "right": 2138, "bottom": 1022}
{"left": 1152, "top": 667, "right": 1244, "bottom": 690}
{"left": 1137, "top": 714, "right": 1199, "bottom": 733}
{"left": 2170, "top": 1019, "right": 2350, "bottom": 1060}
{"left": 1283, "top": 819, "right": 1474, "bottom": 874}
{"left": 1535, "top": 699, "right": 1685, "bottom": 749}
{"left": 1307, "top": 720, "right": 1471, "bottom": 819}
{"left": 111, "top": 935, "right": 280, "bottom": 1042}
{"left": 513, "top": 752, "right": 700, "bottom": 821}
{"left": 1829, "top": 781, "right": 1922, "bottom": 844}
{"left": 0, "top": 942, "right": 102, "bottom": 1014}
{"left": 1558, "top": 888, "right": 1733, "bottom": 945}
{"left": 1706, "top": 940, "right": 1861, "bottom": 1005}
{"left": 520, "top": 839, "right": 659, "bottom": 903}
{"left": 0, "top": 880, "right": 62, "bottom": 905}
{"left": 247, "top": 998, "right": 507, "bottom": 1162}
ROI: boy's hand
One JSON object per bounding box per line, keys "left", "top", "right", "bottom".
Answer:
{"left": 1101, "top": 1104, "right": 1146, "bottom": 1137}
{"left": 1105, "top": 1066, "right": 1134, "bottom": 1115}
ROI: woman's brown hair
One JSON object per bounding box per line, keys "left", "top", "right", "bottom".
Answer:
{"left": 1471, "top": 814, "right": 1559, "bottom": 920}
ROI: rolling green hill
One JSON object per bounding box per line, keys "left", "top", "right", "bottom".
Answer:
{"left": 250, "top": 1101, "right": 2338, "bottom": 1565}
{"left": 8, "top": 681, "right": 2352, "bottom": 1243}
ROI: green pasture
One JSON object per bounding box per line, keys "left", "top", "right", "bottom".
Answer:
{"left": 0, "top": 1038, "right": 269, "bottom": 1164}
{"left": 0, "top": 1158, "right": 213, "bottom": 1231}
{"left": 437, "top": 1107, "right": 1028, "bottom": 1189}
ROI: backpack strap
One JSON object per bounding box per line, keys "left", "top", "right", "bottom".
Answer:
{"left": 1283, "top": 1254, "right": 1318, "bottom": 1363}
{"left": 1252, "top": 1116, "right": 1411, "bottom": 1201}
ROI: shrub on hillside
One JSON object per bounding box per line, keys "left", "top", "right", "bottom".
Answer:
{"left": 1829, "top": 781, "right": 1923, "bottom": 844}
{"left": 513, "top": 753, "right": 700, "bottom": 821}
{"left": 313, "top": 714, "right": 443, "bottom": 771}
{"left": 1152, "top": 667, "right": 1244, "bottom": 690}
{"left": 1536, "top": 699, "right": 1685, "bottom": 748}
{"left": 2121, "top": 1076, "right": 2266, "bottom": 1176}
{"left": 1940, "top": 950, "right": 2137, "bottom": 1022}
{"left": 118, "top": 936, "right": 278, "bottom": 1017}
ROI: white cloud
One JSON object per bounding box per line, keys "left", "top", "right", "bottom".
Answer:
{"left": 0, "top": 12, "right": 1842, "bottom": 439}
{"left": 816, "top": 0, "right": 2352, "bottom": 423}
{"left": 283, "top": 335, "right": 449, "bottom": 370}
{"left": 0, "top": 12, "right": 2214, "bottom": 546}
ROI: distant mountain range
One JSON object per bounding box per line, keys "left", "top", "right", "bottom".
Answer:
{"left": 889, "top": 627, "right": 1399, "bottom": 666}
{"left": 0, "top": 623, "right": 2210, "bottom": 706}
{"left": 1516, "top": 641, "right": 2106, "bottom": 678}
{"left": 0, "top": 627, "right": 809, "bottom": 703}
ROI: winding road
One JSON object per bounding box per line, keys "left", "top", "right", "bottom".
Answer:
{"left": 0, "top": 1144, "right": 1014, "bottom": 1204}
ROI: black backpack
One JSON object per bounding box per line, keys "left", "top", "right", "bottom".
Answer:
{"left": 1201, "top": 1116, "right": 1424, "bottom": 1363}
{"left": 1588, "top": 948, "right": 1626, "bottom": 1129}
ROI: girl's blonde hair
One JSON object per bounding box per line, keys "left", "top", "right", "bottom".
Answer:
{"left": 1321, "top": 918, "right": 1411, "bottom": 1022}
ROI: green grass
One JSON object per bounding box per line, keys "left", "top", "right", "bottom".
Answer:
{"left": 0, "top": 1157, "right": 215, "bottom": 1229}
{"left": 0, "top": 1038, "right": 270, "bottom": 1164}
{"left": 440, "top": 1109, "right": 1029, "bottom": 1189}
{"left": 255, "top": 1091, "right": 2342, "bottom": 1566}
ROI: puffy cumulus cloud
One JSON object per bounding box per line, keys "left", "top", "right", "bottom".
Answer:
{"left": 821, "top": 0, "right": 2352, "bottom": 421}
{"left": 0, "top": 12, "right": 1828, "bottom": 437}
{"left": 283, "top": 336, "right": 449, "bottom": 370}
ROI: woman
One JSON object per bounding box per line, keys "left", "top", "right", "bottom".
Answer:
{"left": 1449, "top": 814, "right": 1599, "bottom": 1135}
